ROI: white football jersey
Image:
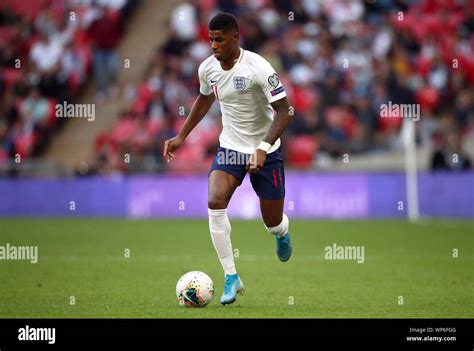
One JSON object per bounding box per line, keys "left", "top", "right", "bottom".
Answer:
{"left": 198, "top": 48, "right": 287, "bottom": 154}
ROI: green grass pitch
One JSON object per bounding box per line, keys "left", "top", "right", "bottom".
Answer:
{"left": 0, "top": 218, "right": 472, "bottom": 318}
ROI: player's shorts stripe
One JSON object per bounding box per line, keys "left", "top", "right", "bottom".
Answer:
{"left": 273, "top": 169, "right": 278, "bottom": 188}
{"left": 278, "top": 168, "right": 283, "bottom": 187}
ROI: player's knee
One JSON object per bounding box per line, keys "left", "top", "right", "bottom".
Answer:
{"left": 208, "top": 197, "right": 228, "bottom": 210}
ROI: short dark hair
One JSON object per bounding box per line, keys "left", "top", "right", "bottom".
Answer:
{"left": 209, "top": 12, "right": 239, "bottom": 33}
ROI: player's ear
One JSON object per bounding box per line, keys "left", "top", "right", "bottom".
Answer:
{"left": 233, "top": 31, "right": 239, "bottom": 43}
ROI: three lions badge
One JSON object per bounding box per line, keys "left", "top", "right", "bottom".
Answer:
{"left": 233, "top": 76, "right": 246, "bottom": 91}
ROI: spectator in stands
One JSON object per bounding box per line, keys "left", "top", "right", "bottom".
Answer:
{"left": 1, "top": 89, "right": 19, "bottom": 128}
{"left": 88, "top": 3, "right": 123, "bottom": 103}
{"left": 351, "top": 88, "right": 377, "bottom": 133}
{"left": 454, "top": 89, "right": 474, "bottom": 127}
{"left": 0, "top": 40, "right": 20, "bottom": 67}
{"left": 19, "top": 86, "right": 52, "bottom": 153}
{"left": 321, "top": 107, "right": 350, "bottom": 157}
{"left": 59, "top": 39, "right": 85, "bottom": 91}
{"left": 0, "top": 5, "right": 21, "bottom": 25}
{"left": 0, "top": 0, "right": 138, "bottom": 177}
{"left": 0, "top": 119, "right": 9, "bottom": 163}
{"left": 431, "top": 129, "right": 472, "bottom": 171}
{"left": 461, "top": 6, "right": 474, "bottom": 34}
{"left": 29, "top": 32, "right": 62, "bottom": 75}
{"left": 6, "top": 117, "right": 35, "bottom": 158}
{"left": 19, "top": 86, "right": 50, "bottom": 128}
{"left": 95, "top": 0, "right": 474, "bottom": 174}
{"left": 34, "top": 7, "right": 58, "bottom": 37}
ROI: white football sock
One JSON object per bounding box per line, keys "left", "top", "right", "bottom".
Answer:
{"left": 265, "top": 213, "right": 289, "bottom": 237}
{"left": 208, "top": 208, "right": 236, "bottom": 276}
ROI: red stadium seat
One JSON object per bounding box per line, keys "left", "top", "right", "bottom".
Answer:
{"left": 10, "top": 0, "right": 47, "bottom": 21}
{"left": 131, "top": 84, "right": 154, "bottom": 115}
{"left": 47, "top": 98, "right": 57, "bottom": 128}
{"left": 416, "top": 85, "right": 439, "bottom": 110}
{"left": 2, "top": 68, "right": 21, "bottom": 89}
{"left": 94, "top": 133, "right": 109, "bottom": 153}
{"left": 14, "top": 131, "right": 36, "bottom": 158}
{"left": 292, "top": 86, "right": 315, "bottom": 114}
{"left": 415, "top": 56, "right": 432, "bottom": 78}
{"left": 111, "top": 118, "right": 137, "bottom": 144}
{"left": 0, "top": 26, "right": 15, "bottom": 48}
{"left": 167, "top": 145, "right": 206, "bottom": 173}
{"left": 378, "top": 111, "right": 402, "bottom": 132}
{"left": 0, "top": 147, "right": 7, "bottom": 163}
{"left": 199, "top": 0, "right": 217, "bottom": 11}
{"left": 145, "top": 118, "right": 163, "bottom": 135}
{"left": 286, "top": 135, "right": 319, "bottom": 168}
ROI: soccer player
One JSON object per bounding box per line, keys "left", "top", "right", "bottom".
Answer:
{"left": 163, "top": 12, "right": 293, "bottom": 305}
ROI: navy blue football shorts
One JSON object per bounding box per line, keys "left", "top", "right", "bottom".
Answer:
{"left": 209, "top": 146, "right": 285, "bottom": 200}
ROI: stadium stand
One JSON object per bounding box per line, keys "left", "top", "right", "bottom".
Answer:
{"left": 0, "top": 0, "right": 140, "bottom": 176}
{"left": 1, "top": 0, "right": 472, "bottom": 176}
{"left": 92, "top": 0, "right": 473, "bottom": 174}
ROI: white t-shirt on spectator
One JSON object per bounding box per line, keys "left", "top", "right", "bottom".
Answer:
{"left": 30, "top": 40, "right": 62, "bottom": 73}
{"left": 198, "top": 48, "right": 287, "bottom": 154}
{"left": 171, "top": 3, "right": 197, "bottom": 40}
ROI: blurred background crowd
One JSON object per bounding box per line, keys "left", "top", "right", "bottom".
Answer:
{"left": 0, "top": 0, "right": 473, "bottom": 176}
{"left": 0, "top": 0, "right": 138, "bottom": 174}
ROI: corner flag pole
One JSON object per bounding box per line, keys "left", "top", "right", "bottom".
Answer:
{"left": 403, "top": 117, "right": 420, "bottom": 222}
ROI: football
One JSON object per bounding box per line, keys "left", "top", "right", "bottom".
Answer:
{"left": 176, "top": 271, "right": 214, "bottom": 307}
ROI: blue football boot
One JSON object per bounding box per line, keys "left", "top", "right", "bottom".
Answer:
{"left": 220, "top": 274, "right": 245, "bottom": 305}
{"left": 276, "top": 232, "right": 292, "bottom": 262}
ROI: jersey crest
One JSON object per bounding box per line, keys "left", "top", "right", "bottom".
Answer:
{"left": 233, "top": 76, "right": 246, "bottom": 91}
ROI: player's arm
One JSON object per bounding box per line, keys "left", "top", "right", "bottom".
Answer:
{"left": 247, "top": 96, "right": 293, "bottom": 174}
{"left": 263, "top": 97, "right": 292, "bottom": 146}
{"left": 163, "top": 93, "right": 215, "bottom": 163}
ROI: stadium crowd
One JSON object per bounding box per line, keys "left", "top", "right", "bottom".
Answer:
{"left": 1, "top": 0, "right": 473, "bottom": 175}
{"left": 96, "top": 0, "right": 473, "bottom": 174}
{"left": 0, "top": 0, "right": 139, "bottom": 173}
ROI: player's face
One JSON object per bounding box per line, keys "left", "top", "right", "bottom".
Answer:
{"left": 209, "top": 30, "right": 238, "bottom": 61}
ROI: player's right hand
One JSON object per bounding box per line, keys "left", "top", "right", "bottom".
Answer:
{"left": 163, "top": 136, "right": 184, "bottom": 163}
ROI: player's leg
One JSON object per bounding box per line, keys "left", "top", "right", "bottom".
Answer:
{"left": 260, "top": 198, "right": 292, "bottom": 262}
{"left": 259, "top": 198, "right": 284, "bottom": 228}
{"left": 208, "top": 149, "right": 247, "bottom": 305}
{"left": 208, "top": 169, "right": 240, "bottom": 280}
{"left": 250, "top": 147, "right": 292, "bottom": 261}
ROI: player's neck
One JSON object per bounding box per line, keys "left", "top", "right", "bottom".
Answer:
{"left": 220, "top": 47, "right": 241, "bottom": 71}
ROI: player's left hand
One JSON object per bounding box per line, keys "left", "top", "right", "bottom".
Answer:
{"left": 246, "top": 149, "right": 266, "bottom": 175}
